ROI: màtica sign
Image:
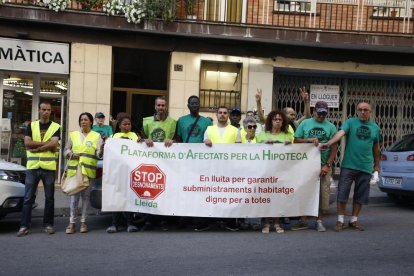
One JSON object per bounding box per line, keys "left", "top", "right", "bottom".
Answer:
{"left": 0, "top": 37, "right": 69, "bottom": 74}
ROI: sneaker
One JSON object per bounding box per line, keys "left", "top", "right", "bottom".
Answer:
{"left": 65, "top": 223, "right": 76, "bottom": 234}
{"left": 348, "top": 221, "right": 365, "bottom": 231}
{"left": 80, "top": 223, "right": 88, "bottom": 233}
{"left": 127, "top": 224, "right": 138, "bottom": 232}
{"left": 17, "top": 227, "right": 29, "bottom": 237}
{"left": 291, "top": 220, "right": 309, "bottom": 231}
{"left": 225, "top": 225, "right": 239, "bottom": 232}
{"left": 262, "top": 224, "right": 270, "bottom": 234}
{"left": 274, "top": 224, "right": 285, "bottom": 233}
{"left": 315, "top": 221, "right": 326, "bottom": 232}
{"left": 106, "top": 225, "right": 118, "bottom": 233}
{"left": 194, "top": 225, "right": 210, "bottom": 232}
{"left": 44, "top": 225, "right": 55, "bottom": 235}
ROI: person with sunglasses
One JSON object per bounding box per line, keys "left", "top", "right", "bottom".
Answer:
{"left": 292, "top": 101, "right": 338, "bottom": 232}
{"left": 241, "top": 117, "right": 258, "bottom": 144}
{"left": 320, "top": 102, "right": 380, "bottom": 232}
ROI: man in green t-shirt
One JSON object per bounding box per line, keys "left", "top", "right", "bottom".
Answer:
{"left": 143, "top": 96, "right": 176, "bottom": 147}
{"left": 92, "top": 112, "right": 113, "bottom": 139}
{"left": 321, "top": 102, "right": 380, "bottom": 232}
{"left": 176, "top": 95, "right": 212, "bottom": 231}
{"left": 176, "top": 96, "right": 212, "bottom": 143}
{"left": 293, "top": 101, "right": 338, "bottom": 232}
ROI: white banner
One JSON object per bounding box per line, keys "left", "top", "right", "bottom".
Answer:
{"left": 102, "top": 139, "right": 321, "bottom": 217}
{"left": 0, "top": 37, "right": 69, "bottom": 74}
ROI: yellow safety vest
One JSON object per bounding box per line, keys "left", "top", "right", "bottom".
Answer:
{"left": 112, "top": 132, "right": 139, "bottom": 141}
{"left": 67, "top": 131, "right": 100, "bottom": 179}
{"left": 206, "top": 125, "right": 238, "bottom": 144}
{"left": 26, "top": 121, "right": 60, "bottom": 170}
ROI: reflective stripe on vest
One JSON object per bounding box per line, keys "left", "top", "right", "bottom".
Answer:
{"left": 26, "top": 121, "right": 60, "bottom": 170}
{"left": 67, "top": 131, "right": 100, "bottom": 179}
{"left": 206, "top": 125, "right": 238, "bottom": 144}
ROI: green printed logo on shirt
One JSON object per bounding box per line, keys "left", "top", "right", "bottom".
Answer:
{"left": 309, "top": 127, "right": 327, "bottom": 140}
{"left": 151, "top": 128, "right": 166, "bottom": 142}
{"left": 356, "top": 126, "right": 371, "bottom": 140}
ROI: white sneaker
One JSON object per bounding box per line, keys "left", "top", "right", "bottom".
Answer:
{"left": 315, "top": 221, "right": 326, "bottom": 232}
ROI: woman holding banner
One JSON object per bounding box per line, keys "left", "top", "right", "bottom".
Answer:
{"left": 64, "top": 112, "right": 103, "bottom": 234}
{"left": 256, "top": 110, "right": 293, "bottom": 234}
{"left": 106, "top": 113, "right": 141, "bottom": 233}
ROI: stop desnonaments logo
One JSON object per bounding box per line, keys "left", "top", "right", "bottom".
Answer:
{"left": 130, "top": 164, "right": 166, "bottom": 200}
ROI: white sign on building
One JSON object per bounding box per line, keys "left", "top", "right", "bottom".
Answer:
{"left": 0, "top": 37, "right": 69, "bottom": 74}
{"left": 310, "top": 84, "right": 340, "bottom": 108}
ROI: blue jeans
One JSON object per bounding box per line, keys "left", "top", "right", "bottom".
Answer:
{"left": 20, "top": 169, "right": 55, "bottom": 228}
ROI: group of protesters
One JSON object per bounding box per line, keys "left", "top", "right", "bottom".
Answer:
{"left": 16, "top": 86, "right": 380, "bottom": 237}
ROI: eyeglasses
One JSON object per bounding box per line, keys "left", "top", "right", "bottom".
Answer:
{"left": 317, "top": 112, "right": 328, "bottom": 117}
{"left": 247, "top": 125, "right": 257, "bottom": 130}
{"left": 357, "top": 108, "right": 370, "bottom": 112}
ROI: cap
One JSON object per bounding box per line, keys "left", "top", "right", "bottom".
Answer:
{"left": 95, "top": 112, "right": 105, "bottom": 118}
{"left": 230, "top": 108, "right": 241, "bottom": 115}
{"left": 315, "top": 101, "right": 328, "bottom": 113}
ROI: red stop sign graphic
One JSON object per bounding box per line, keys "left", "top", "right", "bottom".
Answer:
{"left": 130, "top": 164, "right": 166, "bottom": 200}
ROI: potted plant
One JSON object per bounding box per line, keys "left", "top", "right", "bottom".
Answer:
{"left": 184, "top": 0, "right": 197, "bottom": 20}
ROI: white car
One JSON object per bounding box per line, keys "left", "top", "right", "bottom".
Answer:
{"left": 0, "top": 161, "right": 27, "bottom": 220}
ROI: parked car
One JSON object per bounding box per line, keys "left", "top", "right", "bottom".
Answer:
{"left": 0, "top": 160, "right": 27, "bottom": 219}
{"left": 378, "top": 133, "right": 414, "bottom": 203}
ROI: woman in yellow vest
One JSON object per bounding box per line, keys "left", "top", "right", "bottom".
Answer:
{"left": 256, "top": 110, "right": 293, "bottom": 234}
{"left": 64, "top": 112, "right": 103, "bottom": 234}
{"left": 106, "top": 114, "right": 141, "bottom": 233}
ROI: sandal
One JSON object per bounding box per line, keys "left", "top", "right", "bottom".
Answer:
{"left": 348, "top": 221, "right": 365, "bottom": 231}
{"left": 334, "top": 221, "right": 347, "bottom": 232}
{"left": 262, "top": 224, "right": 270, "bottom": 234}
{"left": 274, "top": 224, "right": 284, "bottom": 233}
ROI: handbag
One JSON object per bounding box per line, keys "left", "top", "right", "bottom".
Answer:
{"left": 61, "top": 155, "right": 90, "bottom": 196}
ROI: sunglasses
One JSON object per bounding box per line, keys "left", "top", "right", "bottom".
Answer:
{"left": 247, "top": 125, "right": 257, "bottom": 130}
{"left": 317, "top": 112, "right": 328, "bottom": 117}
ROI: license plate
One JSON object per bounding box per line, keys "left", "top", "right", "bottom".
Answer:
{"left": 383, "top": 177, "right": 402, "bottom": 187}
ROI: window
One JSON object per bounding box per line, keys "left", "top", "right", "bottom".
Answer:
{"left": 372, "top": 0, "right": 412, "bottom": 18}
{"left": 274, "top": 0, "right": 311, "bottom": 13}
{"left": 199, "top": 61, "right": 242, "bottom": 110}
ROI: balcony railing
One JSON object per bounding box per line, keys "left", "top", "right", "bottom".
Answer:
{"left": 1, "top": 0, "right": 414, "bottom": 35}
{"left": 199, "top": 88, "right": 241, "bottom": 111}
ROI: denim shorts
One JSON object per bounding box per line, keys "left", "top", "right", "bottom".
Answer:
{"left": 337, "top": 168, "right": 372, "bottom": 205}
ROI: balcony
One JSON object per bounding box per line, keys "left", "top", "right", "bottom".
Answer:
{"left": 1, "top": 0, "right": 413, "bottom": 34}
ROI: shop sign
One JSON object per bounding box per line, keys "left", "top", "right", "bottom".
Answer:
{"left": 310, "top": 84, "right": 340, "bottom": 108}
{"left": 0, "top": 37, "right": 69, "bottom": 74}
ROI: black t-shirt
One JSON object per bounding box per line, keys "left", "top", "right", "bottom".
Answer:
{"left": 25, "top": 121, "right": 61, "bottom": 140}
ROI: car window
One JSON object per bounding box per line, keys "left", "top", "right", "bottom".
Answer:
{"left": 389, "top": 135, "right": 414, "bottom": 152}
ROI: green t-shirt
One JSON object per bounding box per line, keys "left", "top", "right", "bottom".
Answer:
{"left": 341, "top": 117, "right": 380, "bottom": 174}
{"left": 92, "top": 125, "right": 113, "bottom": 138}
{"left": 143, "top": 116, "right": 176, "bottom": 142}
{"left": 294, "top": 118, "right": 337, "bottom": 165}
{"left": 256, "top": 131, "right": 293, "bottom": 144}
{"left": 176, "top": 114, "right": 212, "bottom": 143}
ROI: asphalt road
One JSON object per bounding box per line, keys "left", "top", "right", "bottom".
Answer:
{"left": 1, "top": 202, "right": 414, "bottom": 276}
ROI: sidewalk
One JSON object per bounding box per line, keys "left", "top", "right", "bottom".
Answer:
{"left": 30, "top": 183, "right": 390, "bottom": 218}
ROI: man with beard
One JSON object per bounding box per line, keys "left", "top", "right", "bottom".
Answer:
{"left": 204, "top": 106, "right": 240, "bottom": 231}
{"left": 143, "top": 96, "right": 176, "bottom": 147}
{"left": 293, "top": 101, "right": 338, "bottom": 232}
